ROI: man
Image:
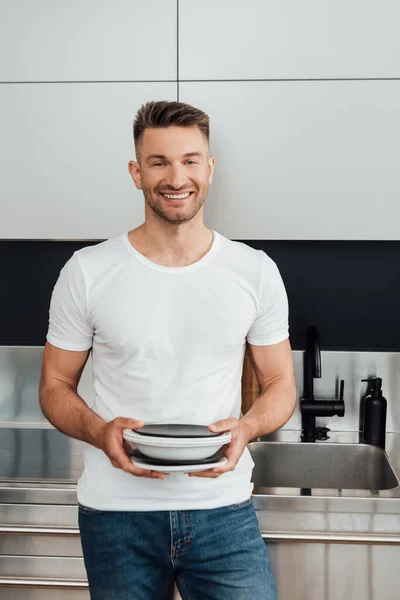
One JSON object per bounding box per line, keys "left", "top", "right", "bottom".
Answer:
{"left": 39, "top": 100, "right": 296, "bottom": 599}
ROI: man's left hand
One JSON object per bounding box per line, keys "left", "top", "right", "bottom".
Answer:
{"left": 188, "top": 418, "right": 253, "bottom": 478}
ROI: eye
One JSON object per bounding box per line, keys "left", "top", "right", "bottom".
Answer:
{"left": 185, "top": 160, "right": 197, "bottom": 165}
{"left": 152, "top": 162, "right": 165, "bottom": 167}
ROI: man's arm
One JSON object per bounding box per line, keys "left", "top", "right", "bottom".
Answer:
{"left": 190, "top": 338, "right": 296, "bottom": 478}
{"left": 240, "top": 338, "right": 297, "bottom": 440}
{"left": 39, "top": 342, "right": 104, "bottom": 448}
{"left": 39, "top": 342, "right": 165, "bottom": 479}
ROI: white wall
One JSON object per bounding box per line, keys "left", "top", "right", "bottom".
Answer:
{"left": 1, "top": 0, "right": 399, "bottom": 239}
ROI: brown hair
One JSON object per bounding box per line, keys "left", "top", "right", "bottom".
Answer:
{"left": 133, "top": 101, "right": 210, "bottom": 159}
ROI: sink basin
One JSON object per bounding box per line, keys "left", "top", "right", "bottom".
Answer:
{"left": 248, "top": 442, "right": 399, "bottom": 491}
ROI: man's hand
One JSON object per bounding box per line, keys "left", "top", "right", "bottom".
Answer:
{"left": 99, "top": 417, "right": 167, "bottom": 480}
{"left": 189, "top": 418, "right": 253, "bottom": 478}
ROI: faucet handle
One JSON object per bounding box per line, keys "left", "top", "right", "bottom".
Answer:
{"left": 333, "top": 379, "right": 345, "bottom": 417}
{"left": 339, "top": 379, "right": 344, "bottom": 402}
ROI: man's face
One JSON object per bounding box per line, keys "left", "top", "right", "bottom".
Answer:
{"left": 129, "top": 126, "right": 215, "bottom": 225}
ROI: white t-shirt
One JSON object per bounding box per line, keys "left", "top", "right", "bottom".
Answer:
{"left": 46, "top": 230, "right": 289, "bottom": 511}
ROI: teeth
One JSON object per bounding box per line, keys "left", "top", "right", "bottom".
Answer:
{"left": 162, "top": 193, "right": 191, "bottom": 199}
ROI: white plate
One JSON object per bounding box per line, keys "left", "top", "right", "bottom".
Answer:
{"left": 123, "top": 429, "right": 231, "bottom": 446}
{"left": 131, "top": 455, "right": 228, "bottom": 473}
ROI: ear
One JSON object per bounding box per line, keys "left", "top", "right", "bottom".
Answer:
{"left": 128, "top": 160, "right": 143, "bottom": 190}
{"left": 208, "top": 155, "right": 215, "bottom": 184}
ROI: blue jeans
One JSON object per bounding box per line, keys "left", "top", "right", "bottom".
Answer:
{"left": 79, "top": 499, "right": 276, "bottom": 600}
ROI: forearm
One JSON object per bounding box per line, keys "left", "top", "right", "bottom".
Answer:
{"left": 240, "top": 378, "right": 297, "bottom": 440}
{"left": 39, "top": 378, "right": 106, "bottom": 449}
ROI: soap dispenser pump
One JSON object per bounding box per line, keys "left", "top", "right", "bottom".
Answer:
{"left": 361, "top": 377, "right": 387, "bottom": 450}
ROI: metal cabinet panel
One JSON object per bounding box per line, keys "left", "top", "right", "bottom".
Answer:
{"left": 267, "top": 541, "right": 400, "bottom": 600}
{"left": 0, "top": 82, "right": 177, "bottom": 239}
{"left": 0, "top": 534, "right": 82, "bottom": 557}
{"left": 180, "top": 81, "right": 400, "bottom": 240}
{"left": 179, "top": 0, "right": 400, "bottom": 80}
{"left": 0, "top": 556, "right": 86, "bottom": 579}
{"left": 0, "top": 504, "right": 78, "bottom": 527}
{"left": 0, "top": 0, "right": 176, "bottom": 82}
{"left": 0, "top": 590, "right": 89, "bottom": 599}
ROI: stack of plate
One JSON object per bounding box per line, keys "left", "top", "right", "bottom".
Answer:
{"left": 122, "top": 424, "right": 231, "bottom": 473}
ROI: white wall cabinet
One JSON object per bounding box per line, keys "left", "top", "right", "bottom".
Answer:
{"left": 0, "top": 83, "right": 177, "bottom": 239}
{"left": 1, "top": 1, "right": 399, "bottom": 241}
{"left": 179, "top": 0, "right": 400, "bottom": 80}
{"left": 0, "top": 0, "right": 176, "bottom": 82}
{"left": 180, "top": 80, "right": 400, "bottom": 240}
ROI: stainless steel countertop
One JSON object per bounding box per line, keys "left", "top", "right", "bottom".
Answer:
{"left": 0, "top": 427, "right": 399, "bottom": 542}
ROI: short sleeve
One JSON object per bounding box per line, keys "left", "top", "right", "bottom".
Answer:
{"left": 46, "top": 252, "right": 93, "bottom": 351}
{"left": 246, "top": 253, "right": 289, "bottom": 346}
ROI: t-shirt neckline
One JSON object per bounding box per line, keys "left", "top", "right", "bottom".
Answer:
{"left": 121, "top": 230, "right": 221, "bottom": 274}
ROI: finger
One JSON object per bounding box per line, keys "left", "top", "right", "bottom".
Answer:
{"left": 216, "top": 450, "right": 241, "bottom": 473}
{"left": 189, "top": 441, "right": 241, "bottom": 478}
{"left": 124, "top": 460, "right": 167, "bottom": 479}
{"left": 122, "top": 439, "right": 132, "bottom": 453}
{"left": 124, "top": 452, "right": 167, "bottom": 479}
{"left": 115, "top": 417, "right": 145, "bottom": 431}
{"left": 130, "top": 460, "right": 168, "bottom": 479}
{"left": 220, "top": 442, "right": 231, "bottom": 451}
{"left": 188, "top": 453, "right": 237, "bottom": 477}
{"left": 210, "top": 463, "right": 234, "bottom": 475}
{"left": 208, "top": 418, "right": 239, "bottom": 433}
{"left": 189, "top": 462, "right": 235, "bottom": 477}
{"left": 109, "top": 446, "right": 167, "bottom": 479}
{"left": 135, "top": 467, "right": 168, "bottom": 479}
{"left": 188, "top": 469, "right": 221, "bottom": 478}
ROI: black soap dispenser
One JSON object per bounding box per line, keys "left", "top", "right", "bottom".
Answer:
{"left": 361, "top": 377, "right": 387, "bottom": 450}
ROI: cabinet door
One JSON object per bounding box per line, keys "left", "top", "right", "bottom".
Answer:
{"left": 180, "top": 81, "right": 400, "bottom": 240}
{"left": 0, "top": 82, "right": 177, "bottom": 239}
{"left": 0, "top": 0, "right": 176, "bottom": 81}
{"left": 179, "top": 0, "right": 400, "bottom": 80}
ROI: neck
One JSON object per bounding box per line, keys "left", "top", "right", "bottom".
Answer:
{"left": 127, "top": 215, "right": 214, "bottom": 268}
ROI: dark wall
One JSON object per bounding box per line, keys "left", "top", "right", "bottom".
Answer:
{"left": 1, "top": 239, "right": 400, "bottom": 350}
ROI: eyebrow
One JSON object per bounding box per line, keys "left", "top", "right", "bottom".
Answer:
{"left": 145, "top": 152, "right": 203, "bottom": 162}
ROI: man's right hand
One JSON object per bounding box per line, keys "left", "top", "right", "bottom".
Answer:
{"left": 99, "top": 417, "right": 167, "bottom": 480}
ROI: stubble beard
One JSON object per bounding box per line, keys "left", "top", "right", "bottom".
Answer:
{"left": 142, "top": 187, "right": 207, "bottom": 225}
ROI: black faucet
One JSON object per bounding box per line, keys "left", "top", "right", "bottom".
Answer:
{"left": 301, "top": 325, "right": 345, "bottom": 442}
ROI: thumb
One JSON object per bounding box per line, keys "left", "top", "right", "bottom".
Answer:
{"left": 117, "top": 418, "right": 145, "bottom": 431}
{"left": 209, "top": 418, "right": 239, "bottom": 433}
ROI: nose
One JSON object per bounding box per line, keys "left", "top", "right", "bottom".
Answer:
{"left": 166, "top": 165, "right": 188, "bottom": 190}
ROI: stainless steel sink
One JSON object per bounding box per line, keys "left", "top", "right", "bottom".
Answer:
{"left": 248, "top": 442, "right": 399, "bottom": 491}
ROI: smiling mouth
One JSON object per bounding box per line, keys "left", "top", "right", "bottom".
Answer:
{"left": 159, "top": 192, "right": 194, "bottom": 200}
